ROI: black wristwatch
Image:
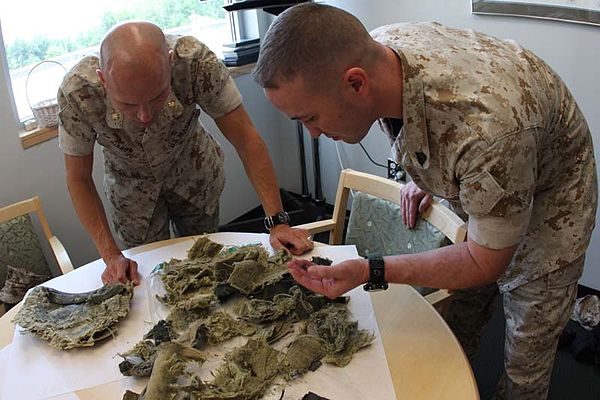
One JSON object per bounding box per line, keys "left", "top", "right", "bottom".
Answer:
{"left": 264, "top": 211, "right": 291, "bottom": 231}
{"left": 363, "top": 254, "right": 388, "bottom": 292}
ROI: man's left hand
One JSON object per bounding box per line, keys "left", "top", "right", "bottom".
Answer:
{"left": 269, "top": 225, "right": 314, "bottom": 255}
{"left": 288, "top": 258, "right": 369, "bottom": 299}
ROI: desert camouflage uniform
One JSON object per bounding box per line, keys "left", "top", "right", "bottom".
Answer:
{"left": 58, "top": 36, "right": 242, "bottom": 247}
{"left": 372, "top": 22, "right": 597, "bottom": 399}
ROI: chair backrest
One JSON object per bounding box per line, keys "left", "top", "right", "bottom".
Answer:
{"left": 0, "top": 197, "right": 73, "bottom": 290}
{"left": 300, "top": 169, "right": 466, "bottom": 246}
{"left": 296, "top": 169, "right": 467, "bottom": 304}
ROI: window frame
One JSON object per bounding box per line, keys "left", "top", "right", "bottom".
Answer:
{"left": 0, "top": 1, "right": 256, "bottom": 132}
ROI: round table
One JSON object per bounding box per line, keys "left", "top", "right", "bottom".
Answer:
{"left": 0, "top": 233, "right": 478, "bottom": 399}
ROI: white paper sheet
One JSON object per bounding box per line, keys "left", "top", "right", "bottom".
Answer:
{"left": 0, "top": 233, "right": 396, "bottom": 400}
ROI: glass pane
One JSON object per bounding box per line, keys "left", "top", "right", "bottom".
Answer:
{"left": 0, "top": 0, "right": 229, "bottom": 122}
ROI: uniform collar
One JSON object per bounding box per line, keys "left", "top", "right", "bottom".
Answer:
{"left": 106, "top": 101, "right": 123, "bottom": 129}
{"left": 152, "top": 91, "right": 184, "bottom": 131}
{"left": 392, "top": 46, "right": 430, "bottom": 170}
{"left": 104, "top": 91, "right": 183, "bottom": 130}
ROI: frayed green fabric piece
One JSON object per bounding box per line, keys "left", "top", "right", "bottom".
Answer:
{"left": 13, "top": 283, "right": 133, "bottom": 349}
{"left": 227, "top": 250, "right": 291, "bottom": 294}
{"left": 160, "top": 258, "right": 215, "bottom": 300}
{"left": 170, "top": 292, "right": 217, "bottom": 312}
{"left": 140, "top": 342, "right": 206, "bottom": 400}
{"left": 305, "top": 305, "right": 375, "bottom": 367}
{"left": 255, "top": 320, "right": 294, "bottom": 344}
{"left": 187, "top": 311, "right": 257, "bottom": 348}
{"left": 188, "top": 236, "right": 224, "bottom": 260}
{"left": 235, "top": 294, "right": 297, "bottom": 323}
{"left": 282, "top": 335, "right": 327, "bottom": 379}
{"left": 213, "top": 246, "right": 267, "bottom": 283}
{"left": 201, "top": 338, "right": 284, "bottom": 400}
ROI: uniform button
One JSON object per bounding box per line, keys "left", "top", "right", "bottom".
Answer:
{"left": 367, "top": 221, "right": 372, "bottom": 227}
{"left": 407, "top": 243, "right": 412, "bottom": 249}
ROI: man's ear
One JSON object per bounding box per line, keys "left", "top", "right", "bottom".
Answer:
{"left": 344, "top": 67, "right": 367, "bottom": 94}
{"left": 96, "top": 69, "right": 106, "bottom": 86}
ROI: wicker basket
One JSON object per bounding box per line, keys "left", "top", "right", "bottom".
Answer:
{"left": 26, "top": 60, "right": 66, "bottom": 128}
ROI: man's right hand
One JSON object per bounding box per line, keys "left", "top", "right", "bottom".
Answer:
{"left": 400, "top": 181, "right": 433, "bottom": 229}
{"left": 101, "top": 254, "right": 140, "bottom": 285}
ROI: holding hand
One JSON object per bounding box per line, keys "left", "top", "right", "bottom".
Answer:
{"left": 400, "top": 181, "right": 433, "bottom": 228}
{"left": 269, "top": 225, "right": 314, "bottom": 255}
{"left": 288, "top": 258, "right": 369, "bottom": 299}
{"left": 101, "top": 254, "right": 140, "bottom": 285}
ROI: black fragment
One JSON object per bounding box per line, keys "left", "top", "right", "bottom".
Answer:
{"left": 302, "top": 392, "right": 330, "bottom": 400}
{"left": 311, "top": 256, "right": 333, "bottom": 266}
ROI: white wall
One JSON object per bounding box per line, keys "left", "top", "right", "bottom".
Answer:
{"left": 0, "top": 59, "right": 301, "bottom": 268}
{"left": 313, "top": 0, "right": 600, "bottom": 289}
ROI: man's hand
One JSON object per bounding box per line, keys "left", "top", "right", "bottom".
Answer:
{"left": 400, "top": 181, "right": 433, "bottom": 228}
{"left": 269, "top": 225, "right": 314, "bottom": 255}
{"left": 288, "top": 258, "right": 368, "bottom": 299}
{"left": 101, "top": 254, "right": 140, "bottom": 285}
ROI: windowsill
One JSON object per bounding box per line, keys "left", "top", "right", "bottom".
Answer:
{"left": 19, "top": 63, "right": 257, "bottom": 149}
{"left": 19, "top": 126, "right": 59, "bottom": 149}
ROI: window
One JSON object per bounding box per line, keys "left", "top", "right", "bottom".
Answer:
{"left": 0, "top": 0, "right": 232, "bottom": 124}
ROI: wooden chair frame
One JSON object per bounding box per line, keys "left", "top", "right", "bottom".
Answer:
{"left": 297, "top": 169, "right": 467, "bottom": 304}
{"left": 0, "top": 196, "right": 74, "bottom": 275}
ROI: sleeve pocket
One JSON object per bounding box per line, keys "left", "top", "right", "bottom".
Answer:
{"left": 459, "top": 170, "right": 506, "bottom": 217}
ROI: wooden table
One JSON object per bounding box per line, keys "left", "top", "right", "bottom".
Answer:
{"left": 0, "top": 234, "right": 478, "bottom": 399}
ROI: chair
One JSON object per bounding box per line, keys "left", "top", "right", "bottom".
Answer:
{"left": 0, "top": 197, "right": 73, "bottom": 315}
{"left": 297, "top": 169, "right": 467, "bottom": 305}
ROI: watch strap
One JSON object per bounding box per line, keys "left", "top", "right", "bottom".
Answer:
{"left": 363, "top": 254, "right": 388, "bottom": 292}
{"left": 264, "top": 211, "right": 290, "bottom": 231}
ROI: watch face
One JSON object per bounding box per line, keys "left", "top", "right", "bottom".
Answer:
{"left": 276, "top": 212, "right": 290, "bottom": 224}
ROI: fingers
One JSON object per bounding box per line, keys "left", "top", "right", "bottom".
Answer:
{"left": 401, "top": 181, "right": 432, "bottom": 229}
{"left": 407, "top": 191, "right": 416, "bottom": 228}
{"left": 418, "top": 193, "right": 433, "bottom": 214}
{"left": 401, "top": 188, "right": 408, "bottom": 227}
{"left": 270, "top": 226, "right": 314, "bottom": 255}
{"left": 289, "top": 259, "right": 312, "bottom": 270}
{"left": 101, "top": 269, "right": 113, "bottom": 285}
{"left": 128, "top": 260, "right": 140, "bottom": 285}
{"left": 103, "top": 255, "right": 140, "bottom": 285}
{"left": 115, "top": 262, "right": 128, "bottom": 284}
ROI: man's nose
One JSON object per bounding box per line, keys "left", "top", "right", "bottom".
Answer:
{"left": 137, "top": 105, "right": 153, "bottom": 123}
{"left": 307, "top": 126, "right": 322, "bottom": 138}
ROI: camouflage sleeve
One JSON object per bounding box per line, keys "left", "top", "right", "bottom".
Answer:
{"left": 57, "top": 89, "right": 97, "bottom": 156}
{"left": 190, "top": 41, "right": 242, "bottom": 119}
{"left": 459, "top": 130, "right": 537, "bottom": 249}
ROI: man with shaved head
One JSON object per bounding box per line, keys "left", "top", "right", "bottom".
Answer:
{"left": 255, "top": 3, "right": 597, "bottom": 399}
{"left": 58, "top": 21, "right": 312, "bottom": 286}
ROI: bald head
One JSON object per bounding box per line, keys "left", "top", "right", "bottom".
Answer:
{"left": 100, "top": 21, "right": 169, "bottom": 72}
{"left": 98, "top": 21, "right": 172, "bottom": 126}
{"left": 254, "top": 3, "right": 381, "bottom": 90}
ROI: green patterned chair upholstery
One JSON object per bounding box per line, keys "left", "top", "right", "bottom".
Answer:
{"left": 0, "top": 214, "right": 52, "bottom": 289}
{"left": 0, "top": 197, "right": 73, "bottom": 312}
{"left": 297, "top": 169, "right": 466, "bottom": 305}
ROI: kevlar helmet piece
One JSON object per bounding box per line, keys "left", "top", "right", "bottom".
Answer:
{"left": 13, "top": 283, "right": 133, "bottom": 349}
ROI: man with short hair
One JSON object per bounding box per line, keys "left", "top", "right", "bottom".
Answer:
{"left": 255, "top": 4, "right": 597, "bottom": 399}
{"left": 59, "top": 21, "right": 313, "bottom": 285}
